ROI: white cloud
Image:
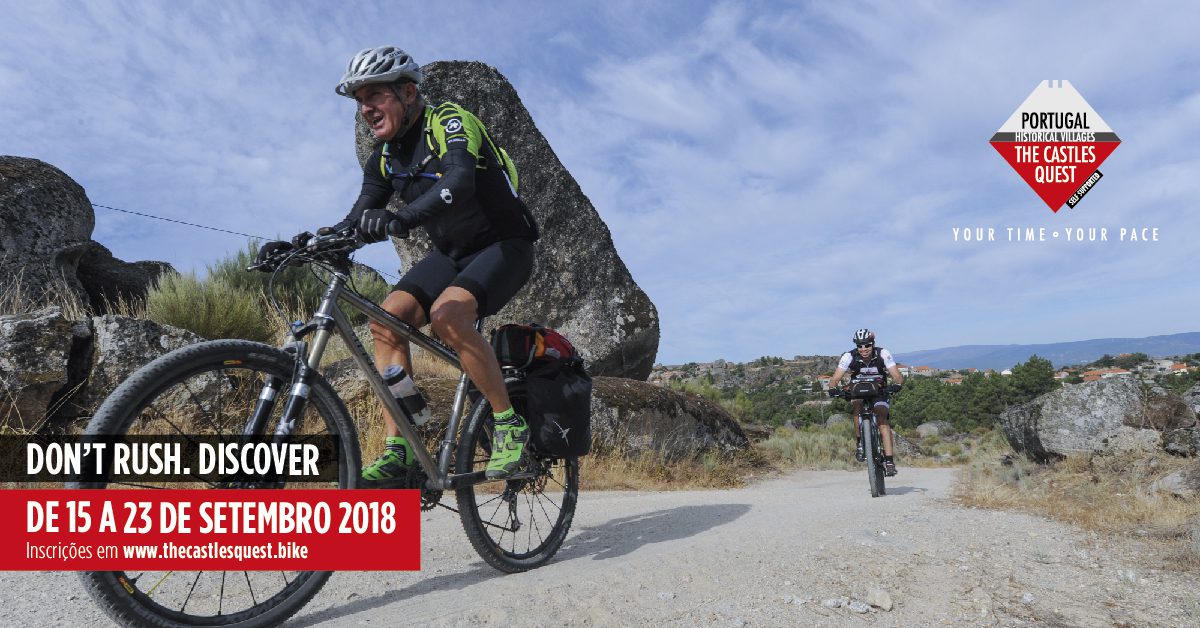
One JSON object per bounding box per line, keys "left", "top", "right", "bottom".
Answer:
{"left": 2, "top": 0, "right": 1197, "bottom": 365}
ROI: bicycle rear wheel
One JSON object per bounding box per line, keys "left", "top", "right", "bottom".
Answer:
{"left": 864, "top": 419, "right": 884, "bottom": 498}
{"left": 454, "top": 381, "right": 578, "bottom": 573}
{"left": 72, "top": 340, "right": 361, "bottom": 627}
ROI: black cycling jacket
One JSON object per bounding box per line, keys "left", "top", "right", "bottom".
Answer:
{"left": 341, "top": 102, "right": 538, "bottom": 260}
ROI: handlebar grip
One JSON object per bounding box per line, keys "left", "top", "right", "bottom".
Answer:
{"left": 387, "top": 220, "right": 409, "bottom": 239}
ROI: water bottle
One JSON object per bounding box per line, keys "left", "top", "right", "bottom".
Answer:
{"left": 382, "top": 365, "right": 430, "bottom": 426}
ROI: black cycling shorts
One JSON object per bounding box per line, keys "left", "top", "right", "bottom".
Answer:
{"left": 394, "top": 238, "right": 534, "bottom": 320}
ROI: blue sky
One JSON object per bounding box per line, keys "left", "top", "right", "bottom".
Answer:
{"left": 3, "top": 1, "right": 1198, "bottom": 364}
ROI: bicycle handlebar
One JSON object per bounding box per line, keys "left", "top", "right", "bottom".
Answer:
{"left": 246, "top": 221, "right": 410, "bottom": 273}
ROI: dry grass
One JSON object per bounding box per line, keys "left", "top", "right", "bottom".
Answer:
{"left": 956, "top": 450, "right": 1200, "bottom": 568}
{"left": 580, "top": 448, "right": 765, "bottom": 491}
{"left": 756, "top": 421, "right": 857, "bottom": 471}
{"left": 0, "top": 267, "right": 90, "bottom": 319}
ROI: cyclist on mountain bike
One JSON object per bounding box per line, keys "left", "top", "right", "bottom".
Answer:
{"left": 257, "top": 46, "right": 539, "bottom": 481}
{"left": 827, "top": 329, "right": 905, "bottom": 476}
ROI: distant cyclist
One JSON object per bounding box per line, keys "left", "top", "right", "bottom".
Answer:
{"left": 257, "top": 46, "right": 539, "bottom": 481}
{"left": 826, "top": 329, "right": 905, "bottom": 476}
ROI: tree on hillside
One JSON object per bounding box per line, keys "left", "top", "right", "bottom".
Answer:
{"left": 1010, "top": 354, "right": 1058, "bottom": 402}
{"left": 1091, "top": 354, "right": 1115, "bottom": 368}
{"left": 1113, "top": 352, "right": 1150, "bottom": 370}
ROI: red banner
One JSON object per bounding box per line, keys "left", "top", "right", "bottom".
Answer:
{"left": 0, "top": 490, "right": 421, "bottom": 571}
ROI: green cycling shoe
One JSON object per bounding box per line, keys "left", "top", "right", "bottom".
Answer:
{"left": 485, "top": 414, "right": 530, "bottom": 479}
{"left": 362, "top": 436, "right": 415, "bottom": 481}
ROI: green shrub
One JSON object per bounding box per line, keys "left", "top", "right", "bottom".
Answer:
{"left": 146, "top": 272, "right": 274, "bottom": 343}
{"left": 757, "top": 424, "right": 855, "bottom": 469}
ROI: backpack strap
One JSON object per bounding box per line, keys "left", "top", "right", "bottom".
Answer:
{"left": 378, "top": 107, "right": 443, "bottom": 189}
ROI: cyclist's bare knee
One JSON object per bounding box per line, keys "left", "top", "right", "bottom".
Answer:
{"left": 429, "top": 288, "right": 479, "bottom": 342}
{"left": 371, "top": 291, "right": 424, "bottom": 346}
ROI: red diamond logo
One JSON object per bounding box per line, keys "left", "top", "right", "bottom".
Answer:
{"left": 990, "top": 80, "right": 1121, "bottom": 212}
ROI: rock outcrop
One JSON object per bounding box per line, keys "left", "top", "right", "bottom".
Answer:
{"left": 1000, "top": 378, "right": 1196, "bottom": 461}
{"left": 76, "top": 242, "right": 174, "bottom": 313}
{"left": 353, "top": 62, "right": 660, "bottom": 380}
{"left": 0, "top": 157, "right": 93, "bottom": 306}
{"left": 1163, "top": 427, "right": 1200, "bottom": 457}
{"left": 1, "top": 156, "right": 174, "bottom": 313}
{"left": 0, "top": 307, "right": 79, "bottom": 430}
{"left": 1183, "top": 383, "right": 1200, "bottom": 414}
{"left": 588, "top": 377, "right": 748, "bottom": 459}
{"left": 916, "top": 421, "right": 953, "bottom": 437}
{"left": 1149, "top": 461, "right": 1200, "bottom": 499}
{"left": 0, "top": 307, "right": 205, "bottom": 429}
{"left": 75, "top": 315, "right": 202, "bottom": 413}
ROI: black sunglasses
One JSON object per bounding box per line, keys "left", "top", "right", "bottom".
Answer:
{"left": 856, "top": 342, "right": 874, "bottom": 348}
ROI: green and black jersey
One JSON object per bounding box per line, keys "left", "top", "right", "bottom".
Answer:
{"left": 346, "top": 102, "right": 538, "bottom": 260}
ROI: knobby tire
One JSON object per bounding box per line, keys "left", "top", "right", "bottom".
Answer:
{"left": 864, "top": 418, "right": 884, "bottom": 498}
{"left": 454, "top": 384, "right": 578, "bottom": 573}
{"left": 70, "top": 340, "right": 361, "bottom": 628}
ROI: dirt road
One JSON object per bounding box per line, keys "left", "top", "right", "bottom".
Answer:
{"left": 3, "top": 468, "right": 1197, "bottom": 626}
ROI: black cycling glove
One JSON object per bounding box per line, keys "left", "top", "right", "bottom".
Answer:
{"left": 358, "top": 207, "right": 396, "bottom": 243}
{"left": 254, "top": 241, "right": 293, "bottom": 271}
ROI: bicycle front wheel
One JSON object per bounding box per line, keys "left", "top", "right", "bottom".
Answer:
{"left": 72, "top": 339, "right": 361, "bottom": 627}
{"left": 864, "top": 419, "right": 884, "bottom": 498}
{"left": 454, "top": 387, "right": 579, "bottom": 573}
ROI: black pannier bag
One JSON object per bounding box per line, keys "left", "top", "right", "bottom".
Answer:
{"left": 491, "top": 324, "right": 593, "bottom": 457}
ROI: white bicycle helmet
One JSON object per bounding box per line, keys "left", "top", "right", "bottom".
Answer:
{"left": 335, "top": 46, "right": 424, "bottom": 97}
{"left": 853, "top": 329, "right": 875, "bottom": 346}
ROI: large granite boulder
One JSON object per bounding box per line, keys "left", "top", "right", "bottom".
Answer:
{"left": 2, "top": 156, "right": 176, "bottom": 314}
{"left": 588, "top": 377, "right": 748, "bottom": 460}
{"left": 0, "top": 307, "right": 82, "bottom": 430}
{"left": 353, "top": 61, "right": 660, "bottom": 380}
{"left": 1000, "top": 377, "right": 1196, "bottom": 461}
{"left": 76, "top": 242, "right": 174, "bottom": 313}
{"left": 916, "top": 420, "right": 953, "bottom": 437}
{"left": 72, "top": 315, "right": 202, "bottom": 415}
{"left": 0, "top": 157, "right": 93, "bottom": 307}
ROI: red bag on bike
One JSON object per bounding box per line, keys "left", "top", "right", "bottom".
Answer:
{"left": 490, "top": 323, "right": 578, "bottom": 369}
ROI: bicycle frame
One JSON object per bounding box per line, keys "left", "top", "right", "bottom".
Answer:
{"left": 279, "top": 266, "right": 483, "bottom": 492}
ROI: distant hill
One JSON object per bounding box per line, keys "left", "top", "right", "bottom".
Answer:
{"left": 894, "top": 332, "right": 1200, "bottom": 370}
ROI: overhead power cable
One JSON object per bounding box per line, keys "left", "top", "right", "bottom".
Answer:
{"left": 91, "top": 202, "right": 269, "bottom": 240}
{"left": 90, "top": 202, "right": 401, "bottom": 281}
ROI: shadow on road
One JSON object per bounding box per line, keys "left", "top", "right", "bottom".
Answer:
{"left": 288, "top": 503, "right": 751, "bottom": 626}
{"left": 288, "top": 564, "right": 500, "bottom": 627}
{"left": 885, "top": 485, "right": 927, "bottom": 495}
{"left": 558, "top": 503, "right": 752, "bottom": 562}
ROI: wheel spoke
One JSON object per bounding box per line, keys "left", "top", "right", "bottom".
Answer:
{"left": 244, "top": 571, "right": 257, "bottom": 607}
{"left": 180, "top": 571, "right": 202, "bottom": 612}
{"left": 80, "top": 342, "right": 355, "bottom": 625}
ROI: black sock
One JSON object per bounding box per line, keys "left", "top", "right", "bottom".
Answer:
{"left": 884, "top": 455, "right": 894, "bottom": 463}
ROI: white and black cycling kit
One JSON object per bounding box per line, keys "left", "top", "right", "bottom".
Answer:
{"left": 837, "top": 347, "right": 897, "bottom": 408}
